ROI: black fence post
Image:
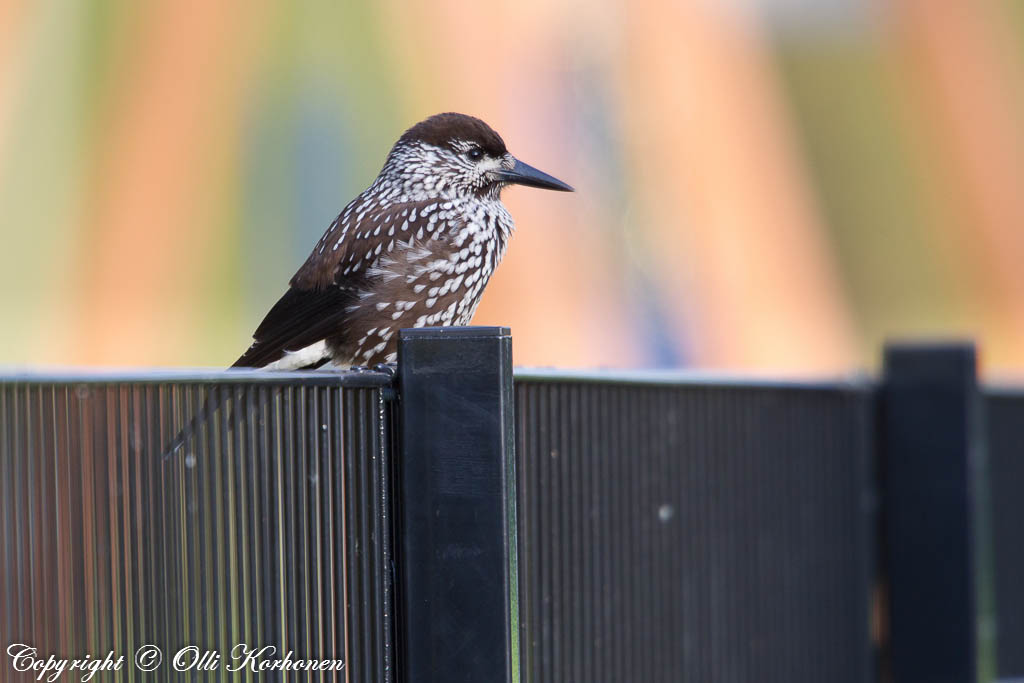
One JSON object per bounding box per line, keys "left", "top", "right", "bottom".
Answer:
{"left": 396, "top": 326, "right": 519, "bottom": 683}
{"left": 881, "top": 343, "right": 984, "bottom": 683}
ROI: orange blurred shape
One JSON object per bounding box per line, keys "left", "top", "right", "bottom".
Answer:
{"left": 75, "top": 0, "right": 268, "bottom": 365}
{"left": 616, "top": 2, "right": 856, "bottom": 372}
{"left": 889, "top": 0, "right": 1024, "bottom": 372}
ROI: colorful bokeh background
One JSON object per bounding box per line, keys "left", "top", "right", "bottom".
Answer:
{"left": 2, "top": 0, "right": 1023, "bottom": 376}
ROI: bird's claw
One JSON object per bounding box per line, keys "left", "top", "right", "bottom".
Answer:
{"left": 372, "top": 362, "right": 398, "bottom": 378}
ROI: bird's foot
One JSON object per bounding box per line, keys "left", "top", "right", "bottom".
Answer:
{"left": 372, "top": 362, "right": 398, "bottom": 378}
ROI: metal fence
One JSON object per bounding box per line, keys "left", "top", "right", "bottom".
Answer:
{"left": 0, "top": 371, "right": 394, "bottom": 682}
{"left": 987, "top": 388, "right": 1024, "bottom": 680}
{"left": 514, "top": 375, "right": 874, "bottom": 683}
{"left": 1, "top": 330, "right": 1021, "bottom": 683}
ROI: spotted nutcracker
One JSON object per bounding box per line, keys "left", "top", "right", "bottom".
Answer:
{"left": 163, "top": 113, "right": 571, "bottom": 458}
{"left": 235, "top": 112, "right": 573, "bottom": 371}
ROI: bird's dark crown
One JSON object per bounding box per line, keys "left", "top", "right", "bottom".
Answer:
{"left": 398, "top": 113, "right": 508, "bottom": 157}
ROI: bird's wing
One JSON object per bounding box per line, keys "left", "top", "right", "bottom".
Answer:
{"left": 231, "top": 286, "right": 354, "bottom": 368}
{"left": 233, "top": 197, "right": 453, "bottom": 368}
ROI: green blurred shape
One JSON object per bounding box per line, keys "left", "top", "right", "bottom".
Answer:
{"left": 776, "top": 37, "right": 976, "bottom": 364}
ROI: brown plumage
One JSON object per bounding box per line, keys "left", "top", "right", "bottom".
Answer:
{"left": 163, "top": 113, "right": 571, "bottom": 458}
{"left": 233, "top": 112, "right": 572, "bottom": 371}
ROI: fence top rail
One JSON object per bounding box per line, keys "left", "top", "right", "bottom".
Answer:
{"left": 983, "top": 381, "right": 1024, "bottom": 398}
{"left": 514, "top": 367, "right": 875, "bottom": 392}
{"left": 0, "top": 366, "right": 395, "bottom": 388}
{"left": 4, "top": 365, "right": 1017, "bottom": 394}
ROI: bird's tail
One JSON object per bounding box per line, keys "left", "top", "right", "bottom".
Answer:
{"left": 161, "top": 387, "right": 232, "bottom": 460}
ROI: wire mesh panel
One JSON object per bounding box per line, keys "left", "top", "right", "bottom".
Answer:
{"left": 986, "top": 389, "right": 1024, "bottom": 680}
{"left": 0, "top": 371, "right": 394, "bottom": 682}
{"left": 514, "top": 375, "right": 875, "bottom": 683}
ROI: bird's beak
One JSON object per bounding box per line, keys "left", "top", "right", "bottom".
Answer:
{"left": 496, "top": 158, "right": 574, "bottom": 192}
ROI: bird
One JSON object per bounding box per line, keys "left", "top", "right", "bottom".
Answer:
{"left": 162, "top": 112, "right": 571, "bottom": 457}
{"left": 234, "top": 111, "right": 573, "bottom": 371}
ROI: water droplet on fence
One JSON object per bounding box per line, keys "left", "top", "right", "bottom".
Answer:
{"left": 658, "top": 504, "right": 674, "bottom": 522}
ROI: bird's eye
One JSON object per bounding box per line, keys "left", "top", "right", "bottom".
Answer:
{"left": 466, "top": 147, "right": 484, "bottom": 161}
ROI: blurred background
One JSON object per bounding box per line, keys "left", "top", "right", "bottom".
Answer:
{"left": 1, "top": 0, "right": 1023, "bottom": 376}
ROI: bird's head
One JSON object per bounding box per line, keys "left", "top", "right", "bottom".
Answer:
{"left": 382, "top": 112, "right": 573, "bottom": 200}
